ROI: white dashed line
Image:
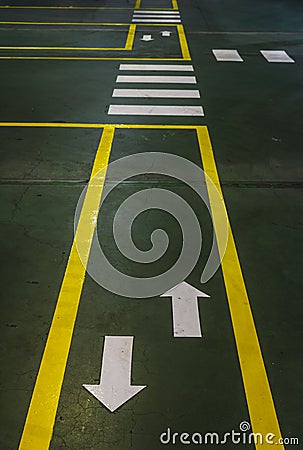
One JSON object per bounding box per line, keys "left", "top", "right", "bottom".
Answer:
{"left": 260, "top": 50, "right": 295, "bottom": 63}
{"left": 212, "top": 49, "right": 244, "bottom": 62}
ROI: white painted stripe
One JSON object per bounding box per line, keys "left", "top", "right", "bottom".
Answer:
{"left": 212, "top": 49, "right": 243, "bottom": 62}
{"left": 132, "top": 19, "right": 181, "bottom": 23}
{"left": 119, "top": 64, "right": 194, "bottom": 71}
{"left": 133, "top": 15, "right": 180, "bottom": 19}
{"left": 112, "top": 89, "right": 201, "bottom": 98}
{"left": 108, "top": 105, "right": 204, "bottom": 116}
{"left": 133, "top": 10, "right": 180, "bottom": 14}
{"left": 260, "top": 50, "right": 295, "bottom": 63}
{"left": 116, "top": 75, "right": 197, "bottom": 83}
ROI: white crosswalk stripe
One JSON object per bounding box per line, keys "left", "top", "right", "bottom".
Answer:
{"left": 112, "top": 89, "right": 201, "bottom": 98}
{"left": 108, "top": 105, "right": 204, "bottom": 116}
{"left": 133, "top": 10, "right": 180, "bottom": 14}
{"left": 116, "top": 75, "right": 197, "bottom": 84}
{"left": 133, "top": 19, "right": 181, "bottom": 23}
{"left": 119, "top": 64, "right": 194, "bottom": 71}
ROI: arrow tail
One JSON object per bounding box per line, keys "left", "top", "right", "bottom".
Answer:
{"left": 172, "top": 296, "right": 202, "bottom": 337}
{"left": 161, "top": 282, "right": 209, "bottom": 338}
{"left": 101, "top": 336, "right": 134, "bottom": 387}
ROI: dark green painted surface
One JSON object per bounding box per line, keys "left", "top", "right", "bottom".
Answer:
{"left": 0, "top": 0, "right": 302, "bottom": 449}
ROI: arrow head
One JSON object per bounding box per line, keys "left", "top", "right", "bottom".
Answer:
{"left": 160, "top": 281, "right": 209, "bottom": 298}
{"left": 161, "top": 31, "right": 172, "bottom": 37}
{"left": 83, "top": 336, "right": 146, "bottom": 413}
{"left": 141, "top": 34, "right": 154, "bottom": 41}
{"left": 83, "top": 383, "right": 146, "bottom": 413}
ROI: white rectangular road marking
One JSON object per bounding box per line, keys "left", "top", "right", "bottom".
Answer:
{"left": 108, "top": 105, "right": 204, "bottom": 116}
{"left": 116, "top": 75, "right": 197, "bottom": 83}
{"left": 260, "top": 50, "right": 295, "bottom": 63}
{"left": 132, "top": 19, "right": 181, "bottom": 22}
{"left": 133, "top": 10, "right": 180, "bottom": 14}
{"left": 119, "top": 64, "right": 194, "bottom": 71}
{"left": 133, "top": 15, "right": 180, "bottom": 19}
{"left": 212, "top": 49, "right": 243, "bottom": 62}
{"left": 112, "top": 89, "right": 201, "bottom": 98}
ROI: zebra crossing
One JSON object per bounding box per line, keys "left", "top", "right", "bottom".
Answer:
{"left": 132, "top": 10, "right": 181, "bottom": 24}
{"left": 108, "top": 63, "right": 204, "bottom": 116}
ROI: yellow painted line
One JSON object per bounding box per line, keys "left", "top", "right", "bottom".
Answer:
{"left": 0, "top": 21, "right": 176, "bottom": 27}
{"left": 135, "top": 0, "right": 142, "bottom": 9}
{"left": 0, "top": 6, "right": 176, "bottom": 10}
{"left": 0, "top": 21, "right": 130, "bottom": 26}
{"left": 124, "top": 24, "right": 136, "bottom": 50}
{"left": 0, "top": 122, "right": 198, "bottom": 130}
{"left": 0, "top": 122, "right": 106, "bottom": 129}
{"left": 177, "top": 24, "right": 191, "bottom": 60}
{"left": 0, "top": 57, "right": 185, "bottom": 61}
{"left": 0, "top": 22, "right": 135, "bottom": 52}
{"left": 0, "top": 21, "right": 183, "bottom": 53}
{"left": 0, "top": 6, "right": 133, "bottom": 9}
{"left": 197, "top": 126, "right": 284, "bottom": 449}
{"left": 18, "top": 125, "right": 115, "bottom": 450}
{"left": 0, "top": 46, "right": 127, "bottom": 51}
{"left": 172, "top": 0, "right": 179, "bottom": 10}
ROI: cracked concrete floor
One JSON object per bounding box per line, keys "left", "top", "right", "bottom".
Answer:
{"left": 0, "top": 0, "right": 303, "bottom": 448}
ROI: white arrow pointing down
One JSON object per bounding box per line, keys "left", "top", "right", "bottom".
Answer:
{"left": 161, "top": 281, "right": 209, "bottom": 338}
{"left": 83, "top": 336, "right": 146, "bottom": 412}
{"left": 141, "top": 34, "right": 154, "bottom": 41}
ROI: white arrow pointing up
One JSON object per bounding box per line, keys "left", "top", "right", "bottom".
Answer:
{"left": 161, "top": 282, "right": 209, "bottom": 338}
{"left": 83, "top": 336, "right": 146, "bottom": 412}
{"left": 161, "top": 31, "right": 172, "bottom": 37}
{"left": 141, "top": 34, "right": 154, "bottom": 41}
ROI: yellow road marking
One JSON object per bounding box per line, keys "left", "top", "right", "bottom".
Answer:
{"left": 0, "top": 57, "right": 186, "bottom": 60}
{"left": 135, "top": 0, "right": 142, "bottom": 9}
{"left": 0, "top": 21, "right": 130, "bottom": 26}
{"left": 197, "top": 126, "right": 284, "bottom": 449}
{"left": 0, "top": 6, "right": 133, "bottom": 9}
{"left": 0, "top": 22, "right": 189, "bottom": 60}
{"left": 124, "top": 24, "right": 136, "bottom": 50}
{"left": 172, "top": 0, "right": 179, "bottom": 10}
{"left": 0, "top": 21, "right": 135, "bottom": 52}
{"left": 0, "top": 22, "right": 184, "bottom": 54}
{"left": 0, "top": 122, "right": 199, "bottom": 129}
{"left": 18, "top": 125, "right": 115, "bottom": 450}
{"left": 177, "top": 24, "right": 191, "bottom": 60}
{"left": 0, "top": 46, "right": 128, "bottom": 51}
{"left": 0, "top": 21, "right": 176, "bottom": 26}
{"left": 0, "top": 6, "right": 177, "bottom": 11}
